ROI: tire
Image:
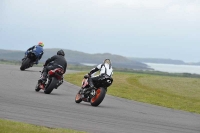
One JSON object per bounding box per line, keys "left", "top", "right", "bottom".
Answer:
{"left": 44, "top": 77, "right": 58, "bottom": 94}
{"left": 90, "top": 87, "right": 106, "bottom": 107}
{"left": 75, "top": 90, "right": 82, "bottom": 103}
{"left": 20, "top": 58, "right": 31, "bottom": 71}
{"left": 35, "top": 83, "right": 41, "bottom": 92}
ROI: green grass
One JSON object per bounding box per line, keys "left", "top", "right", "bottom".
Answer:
{"left": 0, "top": 119, "right": 86, "bottom": 133}
{"left": 64, "top": 71, "right": 200, "bottom": 114}
{"left": 0, "top": 60, "right": 21, "bottom": 65}
{"left": 0, "top": 60, "right": 44, "bottom": 67}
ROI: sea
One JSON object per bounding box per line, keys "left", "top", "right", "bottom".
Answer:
{"left": 145, "top": 63, "right": 200, "bottom": 75}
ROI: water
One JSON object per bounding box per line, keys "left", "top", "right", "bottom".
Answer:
{"left": 145, "top": 63, "right": 200, "bottom": 74}
{"left": 81, "top": 63, "right": 97, "bottom": 66}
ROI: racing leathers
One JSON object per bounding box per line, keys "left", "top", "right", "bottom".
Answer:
{"left": 40, "top": 55, "right": 67, "bottom": 82}
{"left": 24, "top": 45, "right": 44, "bottom": 64}
{"left": 87, "top": 63, "right": 113, "bottom": 90}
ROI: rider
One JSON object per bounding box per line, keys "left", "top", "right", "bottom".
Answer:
{"left": 23, "top": 42, "right": 44, "bottom": 64}
{"left": 84, "top": 59, "right": 113, "bottom": 91}
{"left": 39, "top": 49, "right": 67, "bottom": 83}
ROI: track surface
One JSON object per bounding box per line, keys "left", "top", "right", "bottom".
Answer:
{"left": 0, "top": 64, "right": 200, "bottom": 133}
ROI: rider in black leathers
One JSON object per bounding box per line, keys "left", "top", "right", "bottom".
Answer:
{"left": 39, "top": 49, "right": 67, "bottom": 82}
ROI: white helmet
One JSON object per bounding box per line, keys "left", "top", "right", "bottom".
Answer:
{"left": 103, "top": 59, "right": 112, "bottom": 68}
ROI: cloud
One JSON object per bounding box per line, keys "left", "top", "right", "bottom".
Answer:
{"left": 98, "top": 0, "right": 173, "bottom": 8}
{"left": 98, "top": 0, "right": 200, "bottom": 15}
{"left": 185, "top": 3, "right": 200, "bottom": 14}
{"left": 1, "top": 0, "right": 200, "bottom": 62}
{"left": 167, "top": 3, "right": 200, "bottom": 14}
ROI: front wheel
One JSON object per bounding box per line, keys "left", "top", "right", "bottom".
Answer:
{"left": 75, "top": 90, "right": 82, "bottom": 103}
{"left": 44, "top": 77, "right": 58, "bottom": 94}
{"left": 35, "top": 83, "right": 41, "bottom": 92}
{"left": 90, "top": 87, "right": 106, "bottom": 107}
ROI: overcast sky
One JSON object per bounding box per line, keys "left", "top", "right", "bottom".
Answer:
{"left": 0, "top": 0, "right": 200, "bottom": 62}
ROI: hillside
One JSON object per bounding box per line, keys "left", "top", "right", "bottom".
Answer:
{"left": 0, "top": 49, "right": 150, "bottom": 70}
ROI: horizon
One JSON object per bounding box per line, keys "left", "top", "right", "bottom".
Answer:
{"left": 0, "top": 48, "right": 198, "bottom": 63}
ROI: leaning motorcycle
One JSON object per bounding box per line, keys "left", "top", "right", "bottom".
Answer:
{"left": 75, "top": 74, "right": 113, "bottom": 107}
{"left": 20, "top": 50, "right": 38, "bottom": 71}
{"left": 35, "top": 67, "right": 64, "bottom": 94}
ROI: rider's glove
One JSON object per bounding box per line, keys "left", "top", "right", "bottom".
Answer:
{"left": 84, "top": 74, "right": 90, "bottom": 79}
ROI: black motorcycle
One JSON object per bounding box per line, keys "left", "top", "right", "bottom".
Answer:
{"left": 75, "top": 74, "right": 113, "bottom": 107}
{"left": 20, "top": 50, "right": 38, "bottom": 71}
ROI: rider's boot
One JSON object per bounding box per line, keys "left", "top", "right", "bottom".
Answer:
{"left": 34, "top": 59, "right": 39, "bottom": 65}
{"left": 30, "top": 63, "right": 34, "bottom": 67}
{"left": 39, "top": 71, "right": 47, "bottom": 83}
{"left": 88, "top": 77, "right": 94, "bottom": 90}
{"left": 84, "top": 85, "right": 94, "bottom": 95}
{"left": 22, "top": 56, "right": 26, "bottom": 61}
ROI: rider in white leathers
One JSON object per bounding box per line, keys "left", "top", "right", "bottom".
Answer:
{"left": 86, "top": 59, "right": 113, "bottom": 91}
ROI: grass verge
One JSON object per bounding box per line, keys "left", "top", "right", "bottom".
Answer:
{"left": 0, "top": 119, "right": 86, "bottom": 133}
{"left": 64, "top": 71, "right": 200, "bottom": 114}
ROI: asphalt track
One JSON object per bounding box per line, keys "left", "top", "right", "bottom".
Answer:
{"left": 0, "top": 64, "right": 200, "bottom": 133}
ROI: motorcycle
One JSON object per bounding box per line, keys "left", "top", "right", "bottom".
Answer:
{"left": 20, "top": 50, "right": 38, "bottom": 71}
{"left": 35, "top": 67, "right": 64, "bottom": 94}
{"left": 75, "top": 74, "right": 113, "bottom": 107}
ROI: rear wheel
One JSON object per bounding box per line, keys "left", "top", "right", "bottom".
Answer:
{"left": 91, "top": 87, "right": 106, "bottom": 107}
{"left": 44, "top": 77, "right": 58, "bottom": 94}
{"left": 75, "top": 90, "right": 82, "bottom": 103}
{"left": 20, "top": 58, "right": 31, "bottom": 71}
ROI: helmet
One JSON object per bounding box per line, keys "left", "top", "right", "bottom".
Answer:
{"left": 57, "top": 49, "right": 65, "bottom": 56}
{"left": 38, "top": 42, "right": 44, "bottom": 47}
{"left": 103, "top": 59, "right": 112, "bottom": 69}
{"left": 104, "top": 59, "right": 111, "bottom": 65}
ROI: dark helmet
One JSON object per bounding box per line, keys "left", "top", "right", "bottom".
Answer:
{"left": 57, "top": 49, "right": 65, "bottom": 56}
